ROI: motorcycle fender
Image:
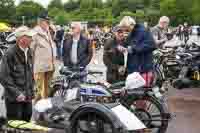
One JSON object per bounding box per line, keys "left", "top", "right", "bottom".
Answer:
{"left": 69, "top": 103, "right": 127, "bottom": 132}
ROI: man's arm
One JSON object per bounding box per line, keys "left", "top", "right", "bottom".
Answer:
{"left": 62, "top": 39, "right": 70, "bottom": 66}
{"left": 0, "top": 55, "right": 22, "bottom": 99}
{"left": 103, "top": 39, "right": 120, "bottom": 70}
{"left": 82, "top": 39, "right": 93, "bottom": 67}
{"left": 128, "top": 31, "right": 156, "bottom": 53}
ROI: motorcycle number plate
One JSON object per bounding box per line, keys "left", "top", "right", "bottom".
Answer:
{"left": 111, "top": 104, "right": 146, "bottom": 131}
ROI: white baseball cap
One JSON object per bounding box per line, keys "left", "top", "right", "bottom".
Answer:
{"left": 15, "top": 26, "right": 37, "bottom": 38}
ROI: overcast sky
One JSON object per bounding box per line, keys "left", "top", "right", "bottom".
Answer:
{"left": 15, "top": 0, "right": 69, "bottom": 8}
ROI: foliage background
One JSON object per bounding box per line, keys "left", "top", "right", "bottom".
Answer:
{"left": 0, "top": 0, "right": 200, "bottom": 26}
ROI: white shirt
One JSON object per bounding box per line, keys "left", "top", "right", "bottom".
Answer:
{"left": 71, "top": 39, "right": 78, "bottom": 65}
{"left": 19, "top": 46, "right": 28, "bottom": 62}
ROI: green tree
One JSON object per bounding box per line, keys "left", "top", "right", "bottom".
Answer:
{"left": 48, "top": 0, "right": 63, "bottom": 10}
{"left": 190, "top": 0, "right": 200, "bottom": 24}
{"left": 80, "top": 0, "right": 103, "bottom": 10}
{"left": 16, "top": 1, "right": 45, "bottom": 25}
{"left": 64, "top": 0, "right": 80, "bottom": 12}
{"left": 0, "top": 0, "right": 15, "bottom": 22}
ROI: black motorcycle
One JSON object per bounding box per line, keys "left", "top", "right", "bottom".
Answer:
{"left": 50, "top": 67, "right": 172, "bottom": 133}
{"left": 172, "top": 49, "right": 200, "bottom": 89}
{"left": 33, "top": 68, "right": 146, "bottom": 133}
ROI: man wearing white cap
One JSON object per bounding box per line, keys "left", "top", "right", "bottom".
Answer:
{"left": 151, "top": 16, "right": 170, "bottom": 48}
{"left": 0, "top": 26, "right": 36, "bottom": 121}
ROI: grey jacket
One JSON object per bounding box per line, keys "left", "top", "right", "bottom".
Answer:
{"left": 151, "top": 25, "right": 167, "bottom": 48}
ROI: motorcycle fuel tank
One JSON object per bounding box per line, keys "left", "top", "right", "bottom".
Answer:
{"left": 80, "top": 83, "right": 112, "bottom": 97}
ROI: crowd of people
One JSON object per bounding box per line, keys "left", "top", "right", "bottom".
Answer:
{"left": 0, "top": 12, "right": 184, "bottom": 124}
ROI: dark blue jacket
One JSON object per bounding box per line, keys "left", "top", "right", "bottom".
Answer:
{"left": 125, "top": 24, "right": 156, "bottom": 73}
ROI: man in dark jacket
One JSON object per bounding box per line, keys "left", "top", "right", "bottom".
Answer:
{"left": 56, "top": 26, "right": 65, "bottom": 60}
{"left": 117, "top": 16, "right": 156, "bottom": 87}
{"left": 103, "top": 26, "right": 127, "bottom": 83}
{"left": 63, "top": 22, "right": 93, "bottom": 69}
{"left": 0, "top": 26, "right": 36, "bottom": 121}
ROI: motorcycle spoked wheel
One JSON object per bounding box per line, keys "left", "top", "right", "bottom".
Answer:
{"left": 152, "top": 66, "right": 165, "bottom": 88}
{"left": 127, "top": 96, "right": 169, "bottom": 133}
{"left": 71, "top": 111, "right": 117, "bottom": 133}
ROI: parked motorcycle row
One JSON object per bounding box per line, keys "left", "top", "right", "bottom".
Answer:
{"left": 153, "top": 37, "right": 200, "bottom": 90}
{"left": 0, "top": 32, "right": 15, "bottom": 60}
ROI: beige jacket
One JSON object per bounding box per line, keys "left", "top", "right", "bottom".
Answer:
{"left": 31, "top": 26, "right": 56, "bottom": 73}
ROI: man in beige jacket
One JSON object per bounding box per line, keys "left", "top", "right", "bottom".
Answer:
{"left": 31, "top": 14, "right": 56, "bottom": 103}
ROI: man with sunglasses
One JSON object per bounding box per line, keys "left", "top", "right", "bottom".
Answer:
{"left": 117, "top": 16, "right": 156, "bottom": 87}
{"left": 103, "top": 26, "right": 127, "bottom": 83}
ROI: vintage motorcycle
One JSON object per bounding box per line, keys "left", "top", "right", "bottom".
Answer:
{"left": 33, "top": 68, "right": 146, "bottom": 133}
{"left": 48, "top": 67, "right": 172, "bottom": 133}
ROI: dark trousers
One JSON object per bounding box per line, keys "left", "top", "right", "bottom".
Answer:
{"left": 6, "top": 101, "right": 32, "bottom": 121}
{"left": 106, "top": 69, "right": 127, "bottom": 84}
{"left": 184, "top": 34, "right": 189, "bottom": 43}
{"left": 56, "top": 41, "right": 62, "bottom": 60}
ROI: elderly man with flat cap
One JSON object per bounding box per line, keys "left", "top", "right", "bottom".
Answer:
{"left": 0, "top": 26, "right": 36, "bottom": 121}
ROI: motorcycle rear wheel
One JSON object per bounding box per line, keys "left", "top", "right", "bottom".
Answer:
{"left": 126, "top": 96, "right": 169, "bottom": 133}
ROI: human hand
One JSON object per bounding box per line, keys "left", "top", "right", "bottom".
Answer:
{"left": 163, "top": 37, "right": 168, "bottom": 43}
{"left": 118, "top": 66, "right": 126, "bottom": 75}
{"left": 117, "top": 45, "right": 127, "bottom": 53}
{"left": 16, "top": 94, "right": 26, "bottom": 102}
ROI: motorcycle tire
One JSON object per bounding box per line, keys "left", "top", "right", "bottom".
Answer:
{"left": 152, "top": 65, "right": 165, "bottom": 88}
{"left": 70, "top": 109, "right": 123, "bottom": 133}
{"left": 125, "top": 95, "right": 169, "bottom": 133}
